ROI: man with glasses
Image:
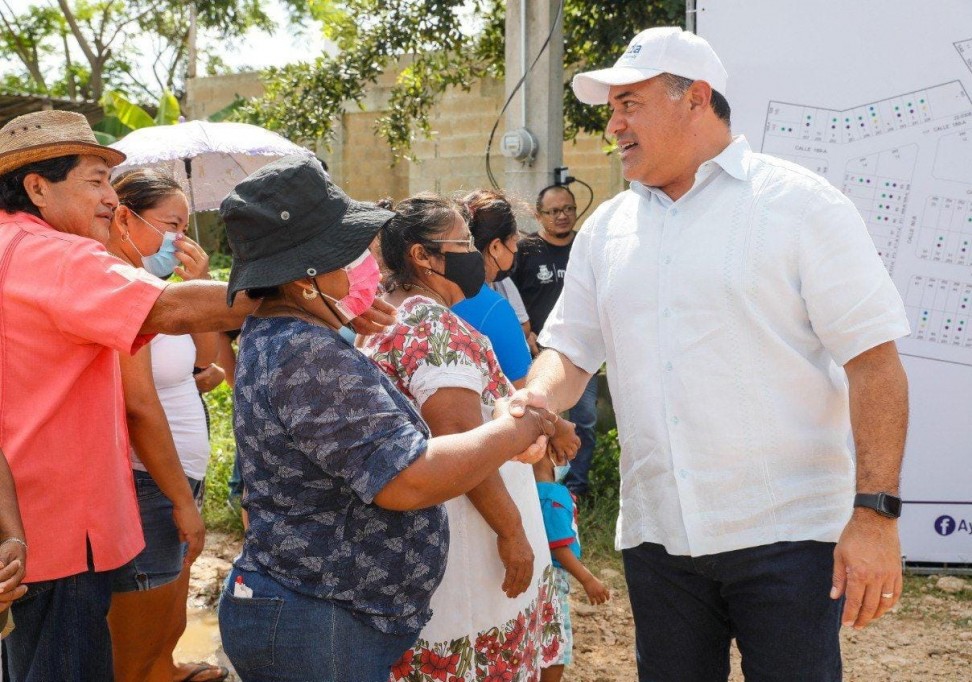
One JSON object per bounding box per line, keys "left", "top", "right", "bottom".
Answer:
{"left": 512, "top": 184, "right": 599, "bottom": 497}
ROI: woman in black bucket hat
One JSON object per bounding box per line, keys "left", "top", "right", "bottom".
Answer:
{"left": 216, "top": 155, "right": 560, "bottom": 682}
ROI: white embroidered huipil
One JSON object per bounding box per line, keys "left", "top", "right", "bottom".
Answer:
{"left": 538, "top": 136, "right": 910, "bottom": 557}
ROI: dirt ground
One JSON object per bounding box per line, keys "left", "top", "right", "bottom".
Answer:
{"left": 186, "top": 533, "right": 972, "bottom": 681}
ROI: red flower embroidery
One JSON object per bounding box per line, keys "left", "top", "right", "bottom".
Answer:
{"left": 475, "top": 632, "right": 501, "bottom": 657}
{"left": 541, "top": 600, "right": 556, "bottom": 624}
{"left": 483, "top": 659, "right": 514, "bottom": 682}
{"left": 418, "top": 649, "right": 460, "bottom": 681}
{"left": 541, "top": 637, "right": 560, "bottom": 661}
{"left": 400, "top": 339, "right": 430, "bottom": 374}
{"left": 448, "top": 333, "right": 483, "bottom": 363}
{"left": 441, "top": 313, "right": 461, "bottom": 335}
{"left": 504, "top": 612, "right": 527, "bottom": 652}
{"left": 390, "top": 649, "right": 414, "bottom": 678}
{"left": 415, "top": 320, "right": 433, "bottom": 339}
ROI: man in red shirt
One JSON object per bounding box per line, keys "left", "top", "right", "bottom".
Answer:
{"left": 0, "top": 110, "right": 253, "bottom": 681}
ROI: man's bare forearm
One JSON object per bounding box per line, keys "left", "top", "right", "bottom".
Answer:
{"left": 844, "top": 341, "right": 909, "bottom": 495}
{"left": 525, "top": 349, "right": 594, "bottom": 413}
{"left": 141, "top": 281, "right": 256, "bottom": 335}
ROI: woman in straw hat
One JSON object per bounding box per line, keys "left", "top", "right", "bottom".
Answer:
{"left": 216, "top": 155, "right": 559, "bottom": 682}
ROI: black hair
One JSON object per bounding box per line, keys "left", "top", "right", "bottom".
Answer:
{"left": 659, "top": 73, "right": 731, "bottom": 126}
{"left": 380, "top": 192, "right": 460, "bottom": 292}
{"left": 0, "top": 155, "right": 81, "bottom": 217}
{"left": 462, "top": 189, "right": 517, "bottom": 252}
{"left": 535, "top": 184, "right": 575, "bottom": 212}
{"left": 245, "top": 285, "right": 280, "bottom": 299}
{"left": 112, "top": 168, "right": 184, "bottom": 214}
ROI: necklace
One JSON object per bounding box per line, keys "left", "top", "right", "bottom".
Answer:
{"left": 402, "top": 281, "right": 447, "bottom": 306}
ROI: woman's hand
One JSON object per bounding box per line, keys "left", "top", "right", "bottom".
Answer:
{"left": 497, "top": 528, "right": 534, "bottom": 598}
{"left": 193, "top": 363, "right": 226, "bottom": 393}
{"left": 548, "top": 417, "right": 580, "bottom": 465}
{"left": 350, "top": 297, "right": 396, "bottom": 335}
{"left": 173, "top": 235, "right": 211, "bottom": 281}
{"left": 172, "top": 502, "right": 206, "bottom": 568}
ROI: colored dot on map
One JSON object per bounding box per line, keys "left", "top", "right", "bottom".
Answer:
{"left": 846, "top": 125, "right": 850, "bottom": 129}
{"left": 831, "top": 125, "right": 836, "bottom": 129}
{"left": 893, "top": 183, "right": 897, "bottom": 187}
{"left": 858, "top": 115, "right": 863, "bottom": 120}
{"left": 910, "top": 110, "right": 914, "bottom": 114}
{"left": 866, "top": 179, "right": 871, "bottom": 183}
{"left": 920, "top": 99, "right": 925, "bottom": 103}
{"left": 896, "top": 113, "right": 902, "bottom": 117}
{"left": 882, "top": 193, "right": 887, "bottom": 198}
{"left": 832, "top": 117, "right": 837, "bottom": 122}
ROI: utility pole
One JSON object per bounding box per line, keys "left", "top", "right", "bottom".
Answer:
{"left": 503, "top": 0, "right": 564, "bottom": 203}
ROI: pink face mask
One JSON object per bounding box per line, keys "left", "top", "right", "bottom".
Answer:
{"left": 321, "top": 251, "right": 381, "bottom": 322}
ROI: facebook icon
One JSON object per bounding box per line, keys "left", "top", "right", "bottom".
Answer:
{"left": 934, "top": 515, "right": 956, "bottom": 536}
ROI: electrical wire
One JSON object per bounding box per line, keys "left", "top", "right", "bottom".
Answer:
{"left": 572, "top": 176, "right": 594, "bottom": 219}
{"left": 484, "top": 0, "right": 566, "bottom": 189}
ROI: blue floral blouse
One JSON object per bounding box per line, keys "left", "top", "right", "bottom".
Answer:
{"left": 233, "top": 316, "right": 448, "bottom": 636}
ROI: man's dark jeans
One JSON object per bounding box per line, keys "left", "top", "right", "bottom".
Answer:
{"left": 5, "top": 568, "right": 115, "bottom": 682}
{"left": 622, "top": 540, "right": 842, "bottom": 682}
{"left": 564, "top": 375, "right": 599, "bottom": 496}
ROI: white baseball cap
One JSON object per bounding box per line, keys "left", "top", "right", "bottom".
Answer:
{"left": 572, "top": 27, "right": 728, "bottom": 105}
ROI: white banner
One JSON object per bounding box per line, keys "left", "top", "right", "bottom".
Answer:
{"left": 697, "top": 0, "right": 972, "bottom": 563}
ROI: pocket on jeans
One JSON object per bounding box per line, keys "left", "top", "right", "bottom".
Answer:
{"left": 218, "top": 590, "right": 284, "bottom": 671}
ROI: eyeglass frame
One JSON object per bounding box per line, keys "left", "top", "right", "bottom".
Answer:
{"left": 538, "top": 205, "right": 578, "bottom": 218}
{"left": 429, "top": 235, "right": 477, "bottom": 251}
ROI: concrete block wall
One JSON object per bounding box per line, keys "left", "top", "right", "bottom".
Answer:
{"left": 185, "top": 70, "right": 625, "bottom": 224}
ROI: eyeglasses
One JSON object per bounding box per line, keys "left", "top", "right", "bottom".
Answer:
{"left": 430, "top": 235, "right": 476, "bottom": 251}
{"left": 539, "top": 206, "right": 577, "bottom": 218}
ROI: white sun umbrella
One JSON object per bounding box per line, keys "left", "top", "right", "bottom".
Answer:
{"left": 110, "top": 120, "right": 315, "bottom": 241}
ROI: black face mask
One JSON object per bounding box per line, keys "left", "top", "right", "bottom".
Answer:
{"left": 431, "top": 250, "right": 486, "bottom": 299}
{"left": 490, "top": 242, "right": 515, "bottom": 283}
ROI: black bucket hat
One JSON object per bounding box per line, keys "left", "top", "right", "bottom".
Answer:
{"left": 221, "top": 154, "right": 395, "bottom": 304}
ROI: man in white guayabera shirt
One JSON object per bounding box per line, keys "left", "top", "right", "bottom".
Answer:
{"left": 505, "top": 27, "right": 911, "bottom": 681}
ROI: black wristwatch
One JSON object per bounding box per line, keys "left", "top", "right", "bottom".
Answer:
{"left": 853, "top": 492, "right": 902, "bottom": 519}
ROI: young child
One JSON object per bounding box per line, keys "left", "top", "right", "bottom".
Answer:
{"left": 534, "top": 453, "right": 610, "bottom": 681}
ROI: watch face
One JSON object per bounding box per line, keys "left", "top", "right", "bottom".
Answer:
{"left": 882, "top": 494, "right": 903, "bottom": 518}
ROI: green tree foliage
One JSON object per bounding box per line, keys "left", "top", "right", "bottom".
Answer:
{"left": 0, "top": 0, "right": 277, "bottom": 103}
{"left": 240, "top": 0, "right": 684, "bottom": 156}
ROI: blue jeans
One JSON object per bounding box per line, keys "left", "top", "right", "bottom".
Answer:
{"left": 218, "top": 566, "right": 418, "bottom": 682}
{"left": 564, "top": 375, "right": 598, "bottom": 496}
{"left": 623, "top": 540, "right": 842, "bottom": 682}
{"left": 112, "top": 471, "right": 203, "bottom": 593}
{"left": 5, "top": 564, "right": 115, "bottom": 681}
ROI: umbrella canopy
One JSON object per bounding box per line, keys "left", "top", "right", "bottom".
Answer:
{"left": 110, "top": 120, "right": 315, "bottom": 214}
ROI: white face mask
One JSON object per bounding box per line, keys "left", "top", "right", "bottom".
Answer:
{"left": 553, "top": 463, "right": 571, "bottom": 483}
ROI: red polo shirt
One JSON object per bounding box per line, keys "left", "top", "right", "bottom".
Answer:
{"left": 0, "top": 212, "right": 165, "bottom": 582}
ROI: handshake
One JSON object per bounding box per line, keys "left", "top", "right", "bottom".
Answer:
{"left": 494, "top": 389, "right": 580, "bottom": 466}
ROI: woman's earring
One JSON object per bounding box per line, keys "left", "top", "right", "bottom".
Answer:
{"left": 302, "top": 286, "right": 317, "bottom": 300}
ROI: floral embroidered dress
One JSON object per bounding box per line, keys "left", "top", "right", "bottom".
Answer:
{"left": 365, "top": 296, "right": 563, "bottom": 682}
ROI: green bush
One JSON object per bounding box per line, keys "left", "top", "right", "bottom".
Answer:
{"left": 202, "top": 383, "right": 243, "bottom": 534}
{"left": 578, "top": 428, "right": 622, "bottom": 570}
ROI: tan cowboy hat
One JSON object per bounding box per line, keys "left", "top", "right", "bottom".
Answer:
{"left": 0, "top": 110, "right": 125, "bottom": 177}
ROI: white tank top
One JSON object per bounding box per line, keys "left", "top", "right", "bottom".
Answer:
{"left": 131, "top": 334, "right": 210, "bottom": 481}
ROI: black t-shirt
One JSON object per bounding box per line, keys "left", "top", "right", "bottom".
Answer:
{"left": 511, "top": 234, "right": 573, "bottom": 333}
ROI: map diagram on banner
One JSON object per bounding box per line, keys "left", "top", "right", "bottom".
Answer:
{"left": 761, "top": 77, "right": 972, "bottom": 366}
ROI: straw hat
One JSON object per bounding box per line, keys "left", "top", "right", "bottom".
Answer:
{"left": 0, "top": 110, "right": 126, "bottom": 177}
